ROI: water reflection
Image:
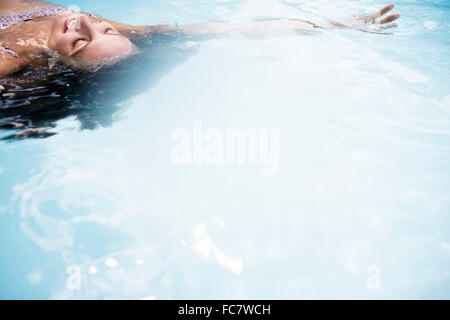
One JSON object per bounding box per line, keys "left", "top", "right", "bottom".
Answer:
{"left": 0, "top": 36, "right": 197, "bottom": 141}
{"left": 1, "top": 0, "right": 450, "bottom": 300}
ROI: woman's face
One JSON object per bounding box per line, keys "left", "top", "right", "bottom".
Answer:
{"left": 48, "top": 11, "right": 132, "bottom": 60}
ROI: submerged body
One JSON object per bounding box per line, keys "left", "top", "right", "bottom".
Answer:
{"left": 0, "top": 1, "right": 400, "bottom": 138}
{"left": 0, "top": 0, "right": 400, "bottom": 80}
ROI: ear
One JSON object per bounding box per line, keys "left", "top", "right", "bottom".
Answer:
{"left": 104, "top": 19, "right": 144, "bottom": 39}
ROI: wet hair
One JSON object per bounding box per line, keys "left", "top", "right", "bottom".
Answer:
{"left": 0, "top": 34, "right": 197, "bottom": 140}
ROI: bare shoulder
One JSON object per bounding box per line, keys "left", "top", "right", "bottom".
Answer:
{"left": 0, "top": 0, "right": 57, "bottom": 15}
{"left": 105, "top": 18, "right": 179, "bottom": 40}
{"left": 0, "top": 53, "right": 24, "bottom": 79}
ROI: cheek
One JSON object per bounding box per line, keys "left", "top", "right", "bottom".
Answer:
{"left": 47, "top": 33, "right": 60, "bottom": 52}
{"left": 48, "top": 23, "right": 60, "bottom": 49}
{"left": 48, "top": 33, "right": 71, "bottom": 55}
{"left": 48, "top": 16, "right": 69, "bottom": 52}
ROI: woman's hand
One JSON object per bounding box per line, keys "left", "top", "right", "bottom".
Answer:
{"left": 335, "top": 4, "right": 400, "bottom": 33}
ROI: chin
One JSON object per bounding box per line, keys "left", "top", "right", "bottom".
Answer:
{"left": 48, "top": 15, "right": 68, "bottom": 53}
{"left": 51, "top": 12, "right": 71, "bottom": 36}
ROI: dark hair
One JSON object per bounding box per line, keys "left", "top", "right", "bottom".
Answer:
{"left": 0, "top": 35, "right": 197, "bottom": 140}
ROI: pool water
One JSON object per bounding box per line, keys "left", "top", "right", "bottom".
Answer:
{"left": 1, "top": 0, "right": 449, "bottom": 299}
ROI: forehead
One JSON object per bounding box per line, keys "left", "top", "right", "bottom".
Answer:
{"left": 75, "top": 34, "right": 132, "bottom": 60}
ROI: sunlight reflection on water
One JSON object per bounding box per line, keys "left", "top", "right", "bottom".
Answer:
{"left": 1, "top": 0, "right": 449, "bottom": 299}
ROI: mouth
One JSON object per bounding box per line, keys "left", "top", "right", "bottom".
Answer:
{"left": 64, "top": 15, "right": 79, "bottom": 33}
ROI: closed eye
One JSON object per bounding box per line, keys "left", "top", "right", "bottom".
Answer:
{"left": 72, "top": 38, "right": 87, "bottom": 49}
{"left": 104, "top": 28, "right": 120, "bottom": 35}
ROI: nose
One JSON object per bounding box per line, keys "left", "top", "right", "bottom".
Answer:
{"left": 75, "top": 14, "right": 100, "bottom": 39}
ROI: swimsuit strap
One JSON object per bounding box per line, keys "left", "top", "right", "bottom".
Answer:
{"left": 0, "top": 7, "right": 103, "bottom": 61}
{"left": 0, "top": 6, "right": 66, "bottom": 30}
{"left": 0, "top": 46, "right": 19, "bottom": 58}
{"left": 87, "top": 12, "right": 102, "bottom": 24}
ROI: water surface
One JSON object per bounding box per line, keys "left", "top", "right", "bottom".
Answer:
{"left": 0, "top": 0, "right": 449, "bottom": 299}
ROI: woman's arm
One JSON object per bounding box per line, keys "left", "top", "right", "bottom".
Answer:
{"left": 179, "top": 19, "right": 320, "bottom": 40}
{"left": 180, "top": 4, "right": 400, "bottom": 38}
{"left": 112, "top": 4, "right": 400, "bottom": 41}
{"left": 112, "top": 19, "right": 320, "bottom": 42}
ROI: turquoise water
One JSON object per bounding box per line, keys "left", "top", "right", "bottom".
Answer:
{"left": 1, "top": 0, "right": 449, "bottom": 299}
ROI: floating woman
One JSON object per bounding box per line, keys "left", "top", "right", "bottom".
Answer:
{"left": 1, "top": 1, "right": 400, "bottom": 79}
{"left": 0, "top": 1, "right": 400, "bottom": 139}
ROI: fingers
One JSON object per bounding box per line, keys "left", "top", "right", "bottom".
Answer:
{"left": 379, "top": 3, "right": 395, "bottom": 16}
{"left": 365, "top": 4, "right": 395, "bottom": 23}
{"left": 375, "top": 13, "right": 400, "bottom": 24}
{"left": 382, "top": 23, "right": 398, "bottom": 29}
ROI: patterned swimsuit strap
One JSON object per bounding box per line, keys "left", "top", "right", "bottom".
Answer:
{"left": 0, "top": 6, "right": 66, "bottom": 30}
{"left": 0, "top": 7, "right": 102, "bottom": 61}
